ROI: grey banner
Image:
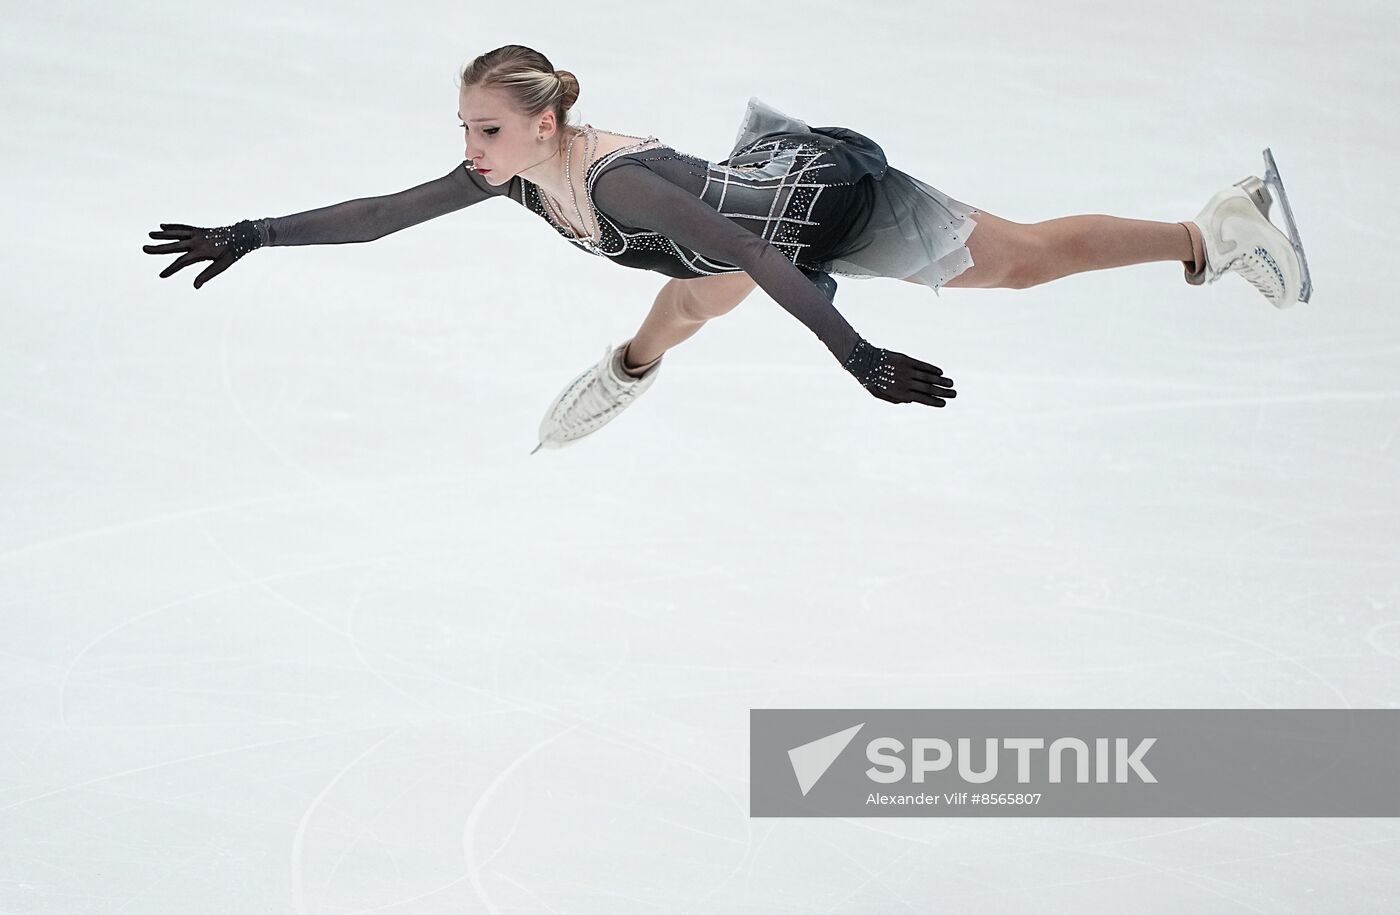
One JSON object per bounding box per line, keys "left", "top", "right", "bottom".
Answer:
{"left": 750, "top": 710, "right": 1400, "bottom": 816}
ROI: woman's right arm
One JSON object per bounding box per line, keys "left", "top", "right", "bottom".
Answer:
{"left": 262, "top": 162, "right": 505, "bottom": 246}
{"left": 143, "top": 163, "right": 507, "bottom": 288}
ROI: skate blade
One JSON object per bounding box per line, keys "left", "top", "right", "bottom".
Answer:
{"left": 1260, "top": 147, "right": 1313, "bottom": 303}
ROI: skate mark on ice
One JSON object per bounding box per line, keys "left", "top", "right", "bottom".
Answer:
{"left": 1078, "top": 601, "right": 1353, "bottom": 707}
{"left": 1022, "top": 389, "right": 1400, "bottom": 421}
{"left": 217, "top": 306, "right": 371, "bottom": 523}
{"left": 818, "top": 841, "right": 921, "bottom": 914}
{"left": 342, "top": 560, "right": 443, "bottom": 710}
{"left": 462, "top": 720, "right": 590, "bottom": 914}
{"left": 291, "top": 728, "right": 401, "bottom": 915}
{"left": 0, "top": 723, "right": 391, "bottom": 814}
{"left": 490, "top": 871, "right": 564, "bottom": 913}
{"left": 317, "top": 769, "right": 437, "bottom": 905}
{"left": 0, "top": 469, "right": 479, "bottom": 564}
{"left": 55, "top": 542, "right": 455, "bottom": 729}
{"left": 1364, "top": 621, "right": 1400, "bottom": 663}
{"left": 109, "top": 847, "right": 220, "bottom": 915}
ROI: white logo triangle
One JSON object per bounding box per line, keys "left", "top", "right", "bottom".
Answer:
{"left": 788, "top": 723, "right": 864, "bottom": 796}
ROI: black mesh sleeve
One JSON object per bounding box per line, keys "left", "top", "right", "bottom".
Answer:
{"left": 591, "top": 162, "right": 861, "bottom": 364}
{"left": 259, "top": 163, "right": 509, "bottom": 246}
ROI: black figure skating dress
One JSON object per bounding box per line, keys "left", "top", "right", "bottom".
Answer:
{"left": 509, "top": 97, "right": 980, "bottom": 291}
{"left": 255, "top": 97, "right": 980, "bottom": 364}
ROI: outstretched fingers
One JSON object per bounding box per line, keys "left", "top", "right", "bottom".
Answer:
{"left": 910, "top": 375, "right": 956, "bottom": 402}
{"left": 192, "top": 254, "right": 233, "bottom": 289}
{"left": 910, "top": 370, "right": 954, "bottom": 388}
{"left": 157, "top": 250, "right": 210, "bottom": 279}
{"left": 896, "top": 356, "right": 954, "bottom": 389}
{"left": 144, "top": 224, "right": 197, "bottom": 256}
{"left": 906, "top": 356, "right": 946, "bottom": 377}
{"left": 147, "top": 225, "right": 196, "bottom": 241}
{"left": 899, "top": 357, "right": 957, "bottom": 406}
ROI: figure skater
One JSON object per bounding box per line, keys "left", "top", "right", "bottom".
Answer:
{"left": 142, "top": 44, "right": 1312, "bottom": 453}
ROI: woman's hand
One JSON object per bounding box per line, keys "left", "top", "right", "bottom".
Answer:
{"left": 142, "top": 219, "right": 264, "bottom": 289}
{"left": 842, "top": 338, "right": 957, "bottom": 407}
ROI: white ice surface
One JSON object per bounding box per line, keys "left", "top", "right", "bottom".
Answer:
{"left": 3, "top": 0, "right": 1399, "bottom": 911}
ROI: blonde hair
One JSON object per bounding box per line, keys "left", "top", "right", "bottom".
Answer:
{"left": 458, "top": 45, "right": 580, "bottom": 155}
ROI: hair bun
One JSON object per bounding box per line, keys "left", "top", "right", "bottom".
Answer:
{"left": 555, "top": 69, "right": 580, "bottom": 110}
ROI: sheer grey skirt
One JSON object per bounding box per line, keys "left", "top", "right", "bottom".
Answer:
{"left": 729, "top": 96, "right": 979, "bottom": 294}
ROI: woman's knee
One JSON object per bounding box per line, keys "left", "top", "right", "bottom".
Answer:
{"left": 1005, "top": 226, "right": 1053, "bottom": 289}
{"left": 678, "top": 271, "right": 758, "bottom": 320}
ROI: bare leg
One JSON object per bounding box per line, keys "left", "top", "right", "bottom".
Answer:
{"left": 908, "top": 208, "right": 1205, "bottom": 290}
{"left": 1025, "top": 215, "right": 1202, "bottom": 286}
{"left": 623, "top": 272, "right": 759, "bottom": 376}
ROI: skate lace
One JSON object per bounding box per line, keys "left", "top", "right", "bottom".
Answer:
{"left": 557, "top": 356, "right": 639, "bottom": 438}
{"left": 1227, "top": 245, "right": 1286, "bottom": 304}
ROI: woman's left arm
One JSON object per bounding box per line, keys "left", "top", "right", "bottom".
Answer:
{"left": 592, "top": 163, "right": 955, "bottom": 406}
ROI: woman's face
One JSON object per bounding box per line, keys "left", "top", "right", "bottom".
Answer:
{"left": 458, "top": 86, "right": 555, "bottom": 184}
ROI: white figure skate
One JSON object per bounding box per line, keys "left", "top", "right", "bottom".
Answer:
{"left": 1185, "top": 147, "right": 1312, "bottom": 308}
{"left": 532, "top": 339, "right": 663, "bottom": 453}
